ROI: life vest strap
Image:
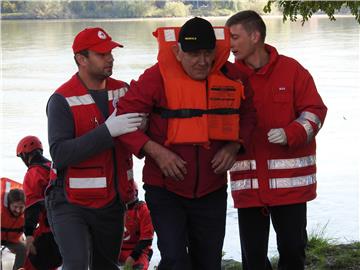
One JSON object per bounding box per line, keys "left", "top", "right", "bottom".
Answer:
{"left": 154, "top": 107, "right": 240, "bottom": 119}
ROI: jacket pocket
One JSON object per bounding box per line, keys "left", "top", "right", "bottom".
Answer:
{"left": 272, "top": 87, "right": 291, "bottom": 103}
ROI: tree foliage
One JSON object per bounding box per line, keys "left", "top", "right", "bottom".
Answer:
{"left": 264, "top": 1, "right": 360, "bottom": 24}
{"left": 0, "top": 0, "right": 267, "bottom": 19}
{"left": 2, "top": 0, "right": 359, "bottom": 23}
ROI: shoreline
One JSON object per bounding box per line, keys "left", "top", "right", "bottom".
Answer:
{"left": 2, "top": 240, "right": 359, "bottom": 270}
{"left": 1, "top": 14, "right": 356, "bottom": 22}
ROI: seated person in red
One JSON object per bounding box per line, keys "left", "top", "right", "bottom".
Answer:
{"left": 1, "top": 188, "right": 26, "bottom": 270}
{"left": 119, "top": 183, "right": 154, "bottom": 270}
{"left": 16, "top": 136, "right": 62, "bottom": 270}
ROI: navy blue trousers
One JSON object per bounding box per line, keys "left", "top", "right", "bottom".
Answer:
{"left": 238, "top": 203, "right": 308, "bottom": 270}
{"left": 145, "top": 185, "right": 227, "bottom": 270}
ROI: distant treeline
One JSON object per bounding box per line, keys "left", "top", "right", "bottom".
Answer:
{"left": 0, "top": 0, "right": 272, "bottom": 20}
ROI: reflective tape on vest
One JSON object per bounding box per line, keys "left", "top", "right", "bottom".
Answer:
{"left": 269, "top": 174, "right": 316, "bottom": 189}
{"left": 214, "top": 28, "right": 225, "bottom": 40}
{"left": 164, "top": 29, "right": 176, "bottom": 41}
{"left": 69, "top": 177, "right": 107, "bottom": 189}
{"left": 268, "top": 155, "right": 316, "bottom": 170}
{"left": 66, "top": 88, "right": 127, "bottom": 108}
{"left": 230, "top": 160, "right": 256, "bottom": 172}
{"left": 108, "top": 88, "right": 127, "bottom": 102}
{"left": 66, "top": 94, "right": 94, "bottom": 107}
{"left": 231, "top": 179, "right": 259, "bottom": 191}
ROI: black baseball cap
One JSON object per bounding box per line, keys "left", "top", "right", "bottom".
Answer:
{"left": 178, "top": 17, "right": 216, "bottom": 52}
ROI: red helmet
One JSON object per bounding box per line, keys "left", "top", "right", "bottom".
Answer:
{"left": 16, "top": 136, "right": 43, "bottom": 156}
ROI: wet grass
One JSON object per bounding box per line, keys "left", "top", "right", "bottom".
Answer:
{"left": 221, "top": 235, "right": 360, "bottom": 270}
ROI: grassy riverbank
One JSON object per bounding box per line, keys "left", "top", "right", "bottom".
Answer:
{"left": 221, "top": 236, "right": 360, "bottom": 270}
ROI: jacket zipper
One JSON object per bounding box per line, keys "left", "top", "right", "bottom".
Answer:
{"left": 89, "top": 89, "right": 122, "bottom": 205}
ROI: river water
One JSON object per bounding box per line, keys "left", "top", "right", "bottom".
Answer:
{"left": 1, "top": 16, "right": 359, "bottom": 264}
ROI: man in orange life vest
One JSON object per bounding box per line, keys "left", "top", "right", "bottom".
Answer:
{"left": 117, "top": 17, "right": 256, "bottom": 269}
{"left": 119, "top": 183, "right": 154, "bottom": 270}
{"left": 46, "top": 27, "right": 144, "bottom": 270}
{"left": 1, "top": 188, "right": 26, "bottom": 270}
{"left": 226, "top": 11, "right": 327, "bottom": 270}
{"left": 16, "top": 136, "right": 62, "bottom": 270}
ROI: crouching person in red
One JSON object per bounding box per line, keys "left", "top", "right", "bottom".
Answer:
{"left": 1, "top": 188, "right": 26, "bottom": 270}
{"left": 16, "top": 136, "right": 62, "bottom": 270}
{"left": 119, "top": 183, "right": 154, "bottom": 270}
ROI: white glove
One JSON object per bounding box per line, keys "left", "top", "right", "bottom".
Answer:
{"left": 105, "top": 109, "right": 143, "bottom": 137}
{"left": 267, "top": 128, "right": 287, "bottom": 145}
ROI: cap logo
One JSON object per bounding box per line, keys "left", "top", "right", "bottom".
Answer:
{"left": 98, "top": 31, "right": 107, "bottom": 40}
{"left": 185, "top": 37, "right": 197, "bottom": 40}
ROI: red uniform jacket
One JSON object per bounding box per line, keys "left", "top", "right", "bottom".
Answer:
{"left": 121, "top": 201, "right": 153, "bottom": 252}
{"left": 23, "top": 163, "right": 52, "bottom": 235}
{"left": 230, "top": 44, "right": 327, "bottom": 207}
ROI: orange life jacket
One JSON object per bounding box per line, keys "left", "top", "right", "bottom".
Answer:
{"left": 1, "top": 178, "right": 24, "bottom": 243}
{"left": 153, "top": 27, "right": 244, "bottom": 146}
{"left": 1, "top": 177, "right": 23, "bottom": 208}
{"left": 1, "top": 205, "right": 24, "bottom": 243}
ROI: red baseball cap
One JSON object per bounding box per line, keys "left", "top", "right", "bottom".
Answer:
{"left": 72, "top": 27, "right": 123, "bottom": 54}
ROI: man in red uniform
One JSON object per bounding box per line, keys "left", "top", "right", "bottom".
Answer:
{"left": 16, "top": 136, "right": 62, "bottom": 270}
{"left": 119, "top": 183, "right": 154, "bottom": 270}
{"left": 1, "top": 188, "right": 26, "bottom": 270}
{"left": 226, "top": 10, "right": 328, "bottom": 270}
{"left": 46, "top": 27, "right": 144, "bottom": 269}
{"left": 117, "top": 17, "right": 256, "bottom": 269}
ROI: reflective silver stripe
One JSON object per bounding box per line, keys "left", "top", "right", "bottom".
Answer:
{"left": 214, "top": 28, "right": 225, "bottom": 40}
{"left": 69, "top": 177, "right": 107, "bottom": 189}
{"left": 50, "top": 162, "right": 57, "bottom": 173}
{"left": 164, "top": 29, "right": 176, "bottom": 42}
{"left": 108, "top": 87, "right": 127, "bottom": 101}
{"left": 231, "top": 179, "right": 259, "bottom": 191}
{"left": 66, "top": 94, "right": 94, "bottom": 107}
{"left": 301, "top": 111, "right": 322, "bottom": 129}
{"left": 230, "top": 160, "right": 256, "bottom": 172}
{"left": 295, "top": 118, "right": 314, "bottom": 143}
{"left": 268, "top": 155, "right": 316, "bottom": 170}
{"left": 127, "top": 169, "right": 134, "bottom": 180}
{"left": 269, "top": 174, "right": 316, "bottom": 189}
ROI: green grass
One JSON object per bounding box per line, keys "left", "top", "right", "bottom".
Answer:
{"left": 305, "top": 239, "right": 360, "bottom": 270}
{"left": 221, "top": 233, "right": 360, "bottom": 270}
